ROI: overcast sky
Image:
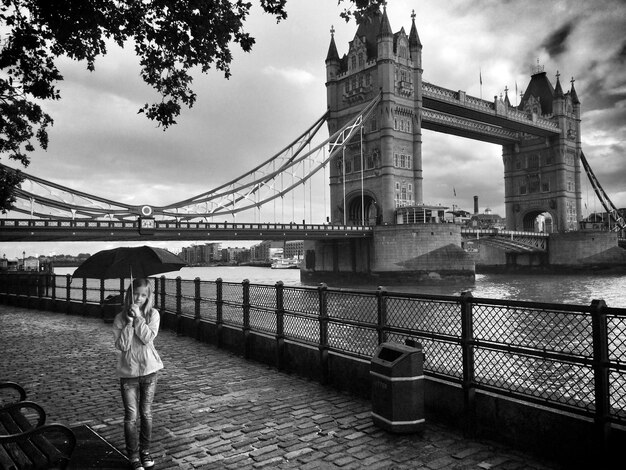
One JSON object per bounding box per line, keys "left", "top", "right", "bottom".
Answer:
{"left": 2, "top": 0, "right": 625, "bottom": 259}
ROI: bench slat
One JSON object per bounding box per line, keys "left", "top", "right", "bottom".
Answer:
{"left": 0, "top": 411, "right": 47, "bottom": 468}
{"left": 0, "top": 402, "right": 75, "bottom": 469}
{"left": 0, "top": 443, "right": 18, "bottom": 470}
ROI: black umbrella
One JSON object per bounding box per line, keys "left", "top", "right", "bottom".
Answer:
{"left": 72, "top": 246, "right": 187, "bottom": 280}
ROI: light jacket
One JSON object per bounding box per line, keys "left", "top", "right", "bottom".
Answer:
{"left": 112, "top": 308, "right": 164, "bottom": 378}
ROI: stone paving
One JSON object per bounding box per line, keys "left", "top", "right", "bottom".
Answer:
{"left": 0, "top": 305, "right": 562, "bottom": 469}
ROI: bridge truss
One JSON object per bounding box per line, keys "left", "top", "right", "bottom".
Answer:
{"left": 2, "top": 94, "right": 381, "bottom": 223}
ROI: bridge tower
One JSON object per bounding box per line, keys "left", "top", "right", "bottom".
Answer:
{"left": 325, "top": 8, "right": 423, "bottom": 225}
{"left": 503, "top": 66, "right": 582, "bottom": 232}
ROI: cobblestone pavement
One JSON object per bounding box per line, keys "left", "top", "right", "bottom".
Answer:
{"left": 0, "top": 306, "right": 561, "bottom": 469}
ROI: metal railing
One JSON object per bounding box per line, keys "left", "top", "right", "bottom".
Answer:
{"left": 2, "top": 272, "right": 624, "bottom": 444}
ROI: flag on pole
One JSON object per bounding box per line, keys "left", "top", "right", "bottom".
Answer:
{"left": 479, "top": 69, "right": 482, "bottom": 85}
{"left": 453, "top": 187, "right": 457, "bottom": 197}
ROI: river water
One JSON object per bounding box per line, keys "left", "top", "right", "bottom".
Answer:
{"left": 55, "top": 265, "right": 626, "bottom": 308}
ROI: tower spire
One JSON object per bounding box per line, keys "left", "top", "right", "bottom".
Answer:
{"left": 554, "top": 70, "right": 564, "bottom": 98}
{"left": 325, "top": 25, "right": 340, "bottom": 63}
{"left": 570, "top": 76, "right": 580, "bottom": 104}
{"left": 378, "top": 5, "right": 393, "bottom": 38}
{"left": 409, "top": 9, "right": 422, "bottom": 49}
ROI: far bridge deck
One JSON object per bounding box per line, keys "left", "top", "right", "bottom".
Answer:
{"left": 0, "top": 219, "right": 374, "bottom": 242}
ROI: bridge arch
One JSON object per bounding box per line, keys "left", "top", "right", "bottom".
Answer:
{"left": 522, "top": 208, "right": 555, "bottom": 233}
{"left": 346, "top": 190, "right": 380, "bottom": 225}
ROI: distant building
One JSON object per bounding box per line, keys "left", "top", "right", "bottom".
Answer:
{"left": 468, "top": 208, "right": 506, "bottom": 229}
{"left": 580, "top": 210, "right": 626, "bottom": 233}
{"left": 284, "top": 241, "right": 304, "bottom": 259}
{"left": 251, "top": 241, "right": 283, "bottom": 263}
{"left": 396, "top": 204, "right": 448, "bottom": 224}
{"left": 24, "top": 257, "right": 39, "bottom": 271}
{"left": 181, "top": 243, "right": 222, "bottom": 265}
{"left": 222, "top": 247, "right": 250, "bottom": 264}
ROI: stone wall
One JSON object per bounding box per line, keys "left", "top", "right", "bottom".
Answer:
{"left": 301, "top": 224, "right": 474, "bottom": 285}
{"left": 549, "top": 231, "right": 626, "bottom": 267}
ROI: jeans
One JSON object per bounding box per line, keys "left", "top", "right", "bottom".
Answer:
{"left": 120, "top": 373, "right": 157, "bottom": 460}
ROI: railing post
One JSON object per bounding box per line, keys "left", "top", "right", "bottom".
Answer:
{"left": 376, "top": 286, "right": 388, "bottom": 345}
{"left": 159, "top": 276, "right": 166, "bottom": 312}
{"left": 242, "top": 279, "right": 251, "bottom": 359}
{"left": 318, "top": 283, "right": 329, "bottom": 385}
{"left": 119, "top": 278, "right": 125, "bottom": 311}
{"left": 175, "top": 276, "right": 182, "bottom": 335}
{"left": 275, "top": 281, "right": 285, "bottom": 370}
{"left": 99, "top": 279, "right": 105, "bottom": 319}
{"left": 194, "top": 277, "right": 201, "bottom": 321}
{"left": 50, "top": 273, "right": 56, "bottom": 310}
{"left": 153, "top": 276, "right": 159, "bottom": 307}
{"left": 81, "top": 277, "right": 88, "bottom": 313}
{"left": 460, "top": 291, "right": 476, "bottom": 437}
{"left": 194, "top": 277, "right": 202, "bottom": 340}
{"left": 26, "top": 272, "right": 33, "bottom": 306}
{"left": 216, "top": 278, "right": 223, "bottom": 348}
{"left": 34, "top": 272, "right": 42, "bottom": 307}
{"left": 65, "top": 274, "right": 71, "bottom": 314}
{"left": 591, "top": 299, "right": 610, "bottom": 466}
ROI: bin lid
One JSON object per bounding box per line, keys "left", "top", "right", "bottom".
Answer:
{"left": 371, "top": 342, "right": 423, "bottom": 377}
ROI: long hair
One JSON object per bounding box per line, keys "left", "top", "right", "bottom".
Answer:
{"left": 123, "top": 278, "right": 154, "bottom": 322}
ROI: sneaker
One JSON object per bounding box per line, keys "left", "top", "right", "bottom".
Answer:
{"left": 130, "top": 459, "right": 144, "bottom": 470}
{"left": 140, "top": 452, "right": 155, "bottom": 469}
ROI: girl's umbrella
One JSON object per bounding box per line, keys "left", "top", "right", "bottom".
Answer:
{"left": 72, "top": 246, "right": 187, "bottom": 280}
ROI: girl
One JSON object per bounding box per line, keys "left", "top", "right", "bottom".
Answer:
{"left": 113, "top": 278, "right": 163, "bottom": 470}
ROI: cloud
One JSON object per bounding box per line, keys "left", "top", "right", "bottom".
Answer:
{"left": 262, "top": 66, "right": 315, "bottom": 87}
{"left": 541, "top": 20, "right": 578, "bottom": 58}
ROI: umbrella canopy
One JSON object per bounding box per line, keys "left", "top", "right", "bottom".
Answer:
{"left": 72, "top": 246, "right": 187, "bottom": 280}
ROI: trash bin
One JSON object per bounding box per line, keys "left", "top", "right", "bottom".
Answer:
{"left": 101, "top": 294, "right": 123, "bottom": 323}
{"left": 370, "top": 341, "right": 424, "bottom": 433}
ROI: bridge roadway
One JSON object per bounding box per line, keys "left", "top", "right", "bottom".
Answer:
{"left": 0, "top": 219, "right": 373, "bottom": 242}
{"left": 0, "top": 218, "right": 550, "bottom": 253}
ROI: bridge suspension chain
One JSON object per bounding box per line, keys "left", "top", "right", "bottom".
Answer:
{"left": 3, "top": 94, "right": 381, "bottom": 222}
{"left": 580, "top": 150, "right": 625, "bottom": 231}
{"left": 157, "top": 93, "right": 381, "bottom": 220}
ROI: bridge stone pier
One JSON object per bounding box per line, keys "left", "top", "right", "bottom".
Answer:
{"left": 301, "top": 224, "right": 475, "bottom": 285}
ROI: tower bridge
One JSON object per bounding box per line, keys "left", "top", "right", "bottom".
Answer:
{"left": 2, "top": 7, "right": 624, "bottom": 279}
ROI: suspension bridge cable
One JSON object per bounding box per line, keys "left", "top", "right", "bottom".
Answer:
{"left": 580, "top": 150, "right": 625, "bottom": 231}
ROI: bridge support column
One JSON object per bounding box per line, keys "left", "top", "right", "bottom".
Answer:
{"left": 301, "top": 224, "right": 474, "bottom": 285}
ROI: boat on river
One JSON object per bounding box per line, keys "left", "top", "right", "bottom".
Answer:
{"left": 270, "top": 258, "right": 300, "bottom": 269}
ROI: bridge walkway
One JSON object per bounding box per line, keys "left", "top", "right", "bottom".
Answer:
{"left": 0, "top": 305, "right": 560, "bottom": 469}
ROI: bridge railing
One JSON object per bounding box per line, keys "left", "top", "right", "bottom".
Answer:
{"left": 2, "top": 271, "right": 625, "bottom": 445}
{"left": 0, "top": 218, "right": 374, "bottom": 233}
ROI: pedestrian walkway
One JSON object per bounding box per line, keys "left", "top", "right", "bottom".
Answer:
{"left": 0, "top": 305, "right": 560, "bottom": 469}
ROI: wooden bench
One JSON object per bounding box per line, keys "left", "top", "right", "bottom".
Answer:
{"left": 0, "top": 383, "right": 76, "bottom": 470}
